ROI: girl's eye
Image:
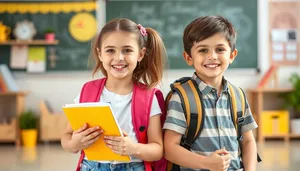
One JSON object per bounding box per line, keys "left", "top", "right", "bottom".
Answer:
{"left": 123, "top": 49, "right": 133, "bottom": 53}
{"left": 106, "top": 49, "right": 115, "bottom": 53}
{"left": 199, "top": 49, "right": 208, "bottom": 53}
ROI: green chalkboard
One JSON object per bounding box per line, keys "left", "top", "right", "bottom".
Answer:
{"left": 0, "top": 11, "right": 96, "bottom": 71}
{"left": 107, "top": 0, "right": 258, "bottom": 69}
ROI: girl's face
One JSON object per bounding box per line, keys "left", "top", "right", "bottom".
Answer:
{"left": 99, "top": 31, "right": 145, "bottom": 81}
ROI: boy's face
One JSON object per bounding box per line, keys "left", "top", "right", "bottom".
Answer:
{"left": 183, "top": 33, "right": 237, "bottom": 83}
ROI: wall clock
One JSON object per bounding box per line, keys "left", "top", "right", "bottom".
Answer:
{"left": 13, "top": 20, "right": 37, "bottom": 41}
{"left": 69, "top": 12, "right": 97, "bottom": 42}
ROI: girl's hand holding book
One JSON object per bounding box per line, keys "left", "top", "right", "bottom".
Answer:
{"left": 70, "top": 123, "right": 103, "bottom": 151}
{"left": 104, "top": 131, "right": 137, "bottom": 156}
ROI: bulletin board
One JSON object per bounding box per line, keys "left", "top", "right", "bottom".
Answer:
{"left": 269, "top": 1, "right": 300, "bottom": 66}
{"left": 0, "top": 1, "right": 97, "bottom": 71}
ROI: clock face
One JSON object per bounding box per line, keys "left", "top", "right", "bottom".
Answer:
{"left": 17, "top": 25, "right": 31, "bottom": 40}
{"left": 14, "top": 20, "right": 36, "bottom": 41}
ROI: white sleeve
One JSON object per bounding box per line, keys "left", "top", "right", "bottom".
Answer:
{"left": 150, "top": 96, "right": 162, "bottom": 117}
{"left": 73, "top": 93, "right": 80, "bottom": 104}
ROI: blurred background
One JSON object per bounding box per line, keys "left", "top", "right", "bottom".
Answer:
{"left": 0, "top": 0, "right": 300, "bottom": 170}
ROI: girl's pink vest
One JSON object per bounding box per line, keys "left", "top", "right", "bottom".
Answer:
{"left": 76, "top": 78, "right": 167, "bottom": 171}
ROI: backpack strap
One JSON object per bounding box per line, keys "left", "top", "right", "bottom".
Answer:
{"left": 228, "top": 83, "right": 245, "bottom": 141}
{"left": 166, "top": 77, "right": 204, "bottom": 171}
{"left": 76, "top": 78, "right": 106, "bottom": 171}
{"left": 79, "top": 78, "right": 106, "bottom": 102}
{"left": 132, "top": 83, "right": 167, "bottom": 171}
{"left": 228, "top": 83, "right": 262, "bottom": 166}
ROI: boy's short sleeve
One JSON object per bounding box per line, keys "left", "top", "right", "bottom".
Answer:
{"left": 163, "top": 92, "right": 187, "bottom": 135}
{"left": 241, "top": 98, "right": 258, "bottom": 133}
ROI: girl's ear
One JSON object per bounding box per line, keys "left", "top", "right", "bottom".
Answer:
{"left": 183, "top": 51, "right": 193, "bottom": 66}
{"left": 138, "top": 47, "right": 146, "bottom": 62}
{"left": 229, "top": 49, "right": 238, "bottom": 64}
{"left": 97, "top": 48, "right": 103, "bottom": 61}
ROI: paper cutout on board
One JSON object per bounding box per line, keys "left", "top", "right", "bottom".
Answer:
{"left": 272, "top": 52, "right": 284, "bottom": 61}
{"left": 271, "top": 29, "right": 298, "bottom": 42}
{"left": 27, "top": 47, "right": 46, "bottom": 73}
{"left": 10, "top": 45, "right": 28, "bottom": 69}
{"left": 272, "top": 29, "right": 288, "bottom": 42}
{"left": 288, "top": 30, "right": 297, "bottom": 41}
{"left": 286, "top": 52, "right": 297, "bottom": 61}
{"left": 286, "top": 43, "right": 297, "bottom": 51}
{"left": 272, "top": 43, "right": 284, "bottom": 51}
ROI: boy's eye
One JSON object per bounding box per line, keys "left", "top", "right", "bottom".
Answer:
{"left": 106, "top": 49, "right": 115, "bottom": 53}
{"left": 198, "top": 49, "right": 208, "bottom": 53}
{"left": 216, "top": 48, "right": 225, "bottom": 53}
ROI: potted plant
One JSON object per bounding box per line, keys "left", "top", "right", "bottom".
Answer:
{"left": 44, "top": 28, "right": 55, "bottom": 42}
{"left": 19, "top": 110, "right": 38, "bottom": 147}
{"left": 281, "top": 73, "right": 300, "bottom": 134}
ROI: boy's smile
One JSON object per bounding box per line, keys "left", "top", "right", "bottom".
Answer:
{"left": 183, "top": 33, "right": 237, "bottom": 89}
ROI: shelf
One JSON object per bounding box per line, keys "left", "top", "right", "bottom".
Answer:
{"left": 248, "top": 88, "right": 294, "bottom": 93}
{"left": 289, "top": 134, "right": 300, "bottom": 138}
{"left": 0, "top": 40, "right": 59, "bottom": 45}
{"left": 0, "top": 91, "right": 29, "bottom": 96}
{"left": 261, "top": 134, "right": 300, "bottom": 141}
{"left": 263, "top": 134, "right": 288, "bottom": 138}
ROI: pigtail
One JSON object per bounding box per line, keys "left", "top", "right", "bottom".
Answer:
{"left": 89, "top": 35, "right": 104, "bottom": 77}
{"left": 135, "top": 28, "right": 167, "bottom": 89}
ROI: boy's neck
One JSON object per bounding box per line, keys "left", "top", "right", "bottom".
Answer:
{"left": 105, "top": 77, "right": 134, "bottom": 95}
{"left": 196, "top": 74, "right": 223, "bottom": 96}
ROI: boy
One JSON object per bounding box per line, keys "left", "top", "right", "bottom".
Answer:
{"left": 163, "top": 16, "right": 258, "bottom": 171}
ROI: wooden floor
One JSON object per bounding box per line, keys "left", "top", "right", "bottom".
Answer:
{"left": 0, "top": 141, "right": 299, "bottom": 171}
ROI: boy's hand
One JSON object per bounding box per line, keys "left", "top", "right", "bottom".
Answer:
{"left": 207, "top": 148, "right": 231, "bottom": 171}
{"left": 70, "top": 123, "right": 103, "bottom": 151}
{"left": 104, "top": 131, "right": 137, "bottom": 156}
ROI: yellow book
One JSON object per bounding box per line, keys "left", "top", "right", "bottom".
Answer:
{"left": 62, "top": 102, "right": 130, "bottom": 161}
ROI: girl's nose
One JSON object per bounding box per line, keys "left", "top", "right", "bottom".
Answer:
{"left": 114, "top": 51, "right": 124, "bottom": 61}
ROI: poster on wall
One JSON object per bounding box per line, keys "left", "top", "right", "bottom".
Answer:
{"left": 269, "top": 1, "right": 300, "bottom": 65}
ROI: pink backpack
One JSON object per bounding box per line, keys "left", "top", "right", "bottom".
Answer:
{"left": 76, "top": 78, "right": 167, "bottom": 171}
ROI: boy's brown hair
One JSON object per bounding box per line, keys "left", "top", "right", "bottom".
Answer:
{"left": 183, "top": 15, "right": 237, "bottom": 56}
{"left": 90, "top": 18, "right": 167, "bottom": 89}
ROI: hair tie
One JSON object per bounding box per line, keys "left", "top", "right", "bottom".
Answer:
{"left": 137, "top": 24, "right": 148, "bottom": 36}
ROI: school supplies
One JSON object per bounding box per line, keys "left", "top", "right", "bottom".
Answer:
{"left": 62, "top": 102, "right": 130, "bottom": 161}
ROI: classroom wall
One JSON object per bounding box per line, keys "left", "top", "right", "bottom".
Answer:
{"left": 12, "top": 0, "right": 300, "bottom": 113}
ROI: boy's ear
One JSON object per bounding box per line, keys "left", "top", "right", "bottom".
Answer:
{"left": 138, "top": 47, "right": 146, "bottom": 62}
{"left": 229, "top": 49, "right": 238, "bottom": 64}
{"left": 183, "top": 51, "right": 193, "bottom": 66}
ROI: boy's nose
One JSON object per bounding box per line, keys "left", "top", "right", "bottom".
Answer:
{"left": 208, "top": 51, "right": 218, "bottom": 60}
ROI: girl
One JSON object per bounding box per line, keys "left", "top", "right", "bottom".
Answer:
{"left": 61, "top": 18, "right": 167, "bottom": 171}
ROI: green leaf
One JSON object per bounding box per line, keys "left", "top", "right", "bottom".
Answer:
{"left": 281, "top": 73, "right": 300, "bottom": 118}
{"left": 19, "top": 110, "right": 38, "bottom": 130}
